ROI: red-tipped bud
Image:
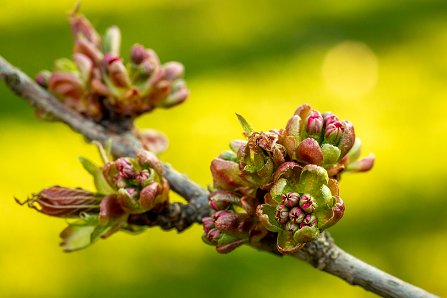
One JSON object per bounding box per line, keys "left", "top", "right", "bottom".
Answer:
{"left": 48, "top": 72, "right": 83, "bottom": 99}
{"left": 103, "top": 54, "right": 130, "bottom": 88}
{"left": 17, "top": 186, "right": 101, "bottom": 218}
{"left": 135, "top": 169, "right": 151, "bottom": 187}
{"left": 137, "top": 150, "right": 163, "bottom": 175}
{"left": 281, "top": 192, "right": 299, "bottom": 208}
{"left": 206, "top": 228, "right": 222, "bottom": 243}
{"left": 115, "top": 158, "right": 135, "bottom": 179}
{"left": 289, "top": 207, "right": 305, "bottom": 224}
{"left": 202, "top": 217, "right": 215, "bottom": 234}
{"left": 322, "top": 112, "right": 339, "bottom": 127}
{"left": 305, "top": 110, "right": 324, "bottom": 138}
{"left": 299, "top": 194, "right": 316, "bottom": 213}
{"left": 275, "top": 204, "right": 289, "bottom": 224}
{"left": 73, "top": 53, "right": 93, "bottom": 83}
{"left": 324, "top": 121, "right": 344, "bottom": 145}
{"left": 296, "top": 137, "right": 324, "bottom": 165}
{"left": 139, "top": 182, "right": 161, "bottom": 210}
{"left": 210, "top": 199, "right": 229, "bottom": 211}
{"left": 163, "top": 62, "right": 184, "bottom": 80}
{"left": 35, "top": 71, "right": 51, "bottom": 88}
{"left": 69, "top": 14, "right": 101, "bottom": 46}
{"left": 130, "top": 44, "right": 149, "bottom": 64}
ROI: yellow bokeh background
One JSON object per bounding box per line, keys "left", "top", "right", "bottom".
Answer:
{"left": 1, "top": 1, "right": 447, "bottom": 297}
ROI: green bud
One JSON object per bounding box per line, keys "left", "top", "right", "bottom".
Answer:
{"left": 102, "top": 26, "right": 121, "bottom": 56}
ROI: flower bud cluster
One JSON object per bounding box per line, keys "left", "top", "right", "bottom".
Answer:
{"left": 274, "top": 193, "right": 316, "bottom": 232}
{"left": 208, "top": 104, "right": 372, "bottom": 254}
{"left": 201, "top": 187, "right": 267, "bottom": 253}
{"left": 36, "top": 13, "right": 188, "bottom": 121}
{"left": 21, "top": 150, "right": 169, "bottom": 252}
{"left": 102, "top": 150, "right": 169, "bottom": 213}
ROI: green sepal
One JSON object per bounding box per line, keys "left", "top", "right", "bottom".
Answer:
{"left": 256, "top": 204, "right": 283, "bottom": 232}
{"left": 59, "top": 224, "right": 96, "bottom": 252}
{"left": 293, "top": 226, "right": 320, "bottom": 243}
{"left": 298, "top": 164, "right": 329, "bottom": 196}
{"left": 269, "top": 178, "right": 288, "bottom": 203}
{"left": 55, "top": 58, "right": 78, "bottom": 73}
{"left": 346, "top": 138, "right": 362, "bottom": 162}
{"left": 236, "top": 113, "right": 254, "bottom": 136}
{"left": 79, "top": 156, "right": 115, "bottom": 195}
{"left": 277, "top": 230, "right": 305, "bottom": 254}
{"left": 321, "top": 143, "right": 341, "bottom": 166}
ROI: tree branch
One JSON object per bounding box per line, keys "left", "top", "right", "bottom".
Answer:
{"left": 0, "top": 55, "right": 438, "bottom": 298}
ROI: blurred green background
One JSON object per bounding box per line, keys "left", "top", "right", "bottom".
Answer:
{"left": 1, "top": 0, "right": 447, "bottom": 297}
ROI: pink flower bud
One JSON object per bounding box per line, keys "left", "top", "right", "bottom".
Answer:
{"left": 115, "top": 158, "right": 135, "bottom": 179}
{"left": 289, "top": 207, "right": 305, "bottom": 224}
{"left": 163, "top": 62, "right": 184, "bottom": 80}
{"left": 296, "top": 137, "right": 324, "bottom": 165}
{"left": 73, "top": 53, "right": 93, "bottom": 83}
{"left": 35, "top": 71, "right": 51, "bottom": 88}
{"left": 202, "top": 217, "right": 215, "bottom": 234}
{"left": 135, "top": 169, "right": 151, "bottom": 187}
{"left": 281, "top": 192, "right": 299, "bottom": 208}
{"left": 305, "top": 111, "right": 324, "bottom": 137}
{"left": 300, "top": 214, "right": 317, "bottom": 228}
{"left": 130, "top": 44, "right": 149, "bottom": 64}
{"left": 103, "top": 54, "right": 131, "bottom": 88}
{"left": 322, "top": 112, "right": 339, "bottom": 127}
{"left": 299, "top": 194, "right": 316, "bottom": 213}
{"left": 210, "top": 199, "right": 229, "bottom": 211}
{"left": 69, "top": 14, "right": 101, "bottom": 47}
{"left": 137, "top": 150, "right": 163, "bottom": 176}
{"left": 324, "top": 121, "right": 344, "bottom": 145}
{"left": 73, "top": 35, "right": 103, "bottom": 65}
{"left": 48, "top": 72, "right": 83, "bottom": 100}
{"left": 139, "top": 182, "right": 161, "bottom": 210}
{"left": 206, "top": 228, "right": 222, "bottom": 243}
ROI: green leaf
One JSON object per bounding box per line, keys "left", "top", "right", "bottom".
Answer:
{"left": 79, "top": 156, "right": 115, "bottom": 195}
{"left": 104, "top": 139, "right": 114, "bottom": 162}
{"left": 236, "top": 113, "right": 253, "bottom": 136}
{"left": 60, "top": 225, "right": 96, "bottom": 252}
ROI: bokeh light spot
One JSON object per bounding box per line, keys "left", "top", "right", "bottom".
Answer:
{"left": 322, "top": 41, "right": 378, "bottom": 98}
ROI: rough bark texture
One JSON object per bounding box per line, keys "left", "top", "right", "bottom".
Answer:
{"left": 0, "top": 55, "right": 439, "bottom": 298}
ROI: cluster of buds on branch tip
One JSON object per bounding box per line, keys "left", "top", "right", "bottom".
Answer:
{"left": 35, "top": 11, "right": 188, "bottom": 122}
{"left": 18, "top": 148, "right": 169, "bottom": 252}
{"left": 204, "top": 104, "right": 373, "bottom": 254}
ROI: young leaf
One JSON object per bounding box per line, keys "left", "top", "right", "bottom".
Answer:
{"left": 236, "top": 113, "right": 253, "bottom": 136}
{"left": 79, "top": 157, "right": 115, "bottom": 195}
